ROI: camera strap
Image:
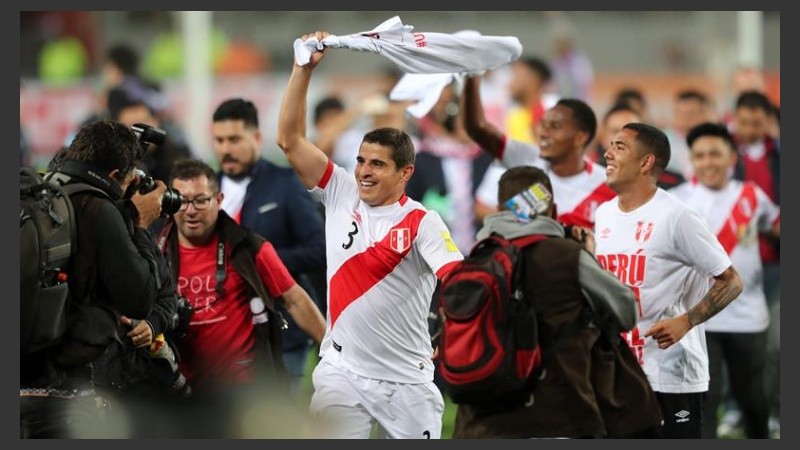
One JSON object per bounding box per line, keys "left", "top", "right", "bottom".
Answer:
{"left": 215, "top": 227, "right": 227, "bottom": 298}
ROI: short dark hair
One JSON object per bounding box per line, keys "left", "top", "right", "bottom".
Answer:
{"left": 314, "top": 96, "right": 345, "bottom": 125}
{"left": 65, "top": 120, "right": 141, "bottom": 176}
{"left": 556, "top": 99, "right": 597, "bottom": 148}
{"left": 107, "top": 87, "right": 153, "bottom": 121}
{"left": 170, "top": 158, "right": 220, "bottom": 193}
{"left": 686, "top": 122, "right": 736, "bottom": 151}
{"left": 213, "top": 98, "right": 259, "bottom": 128}
{"left": 735, "top": 90, "right": 772, "bottom": 113}
{"left": 362, "top": 127, "right": 415, "bottom": 169}
{"left": 498, "top": 166, "right": 554, "bottom": 214}
{"left": 622, "top": 123, "right": 670, "bottom": 174}
{"left": 676, "top": 89, "right": 710, "bottom": 105}
{"left": 520, "top": 56, "right": 552, "bottom": 83}
{"left": 615, "top": 87, "right": 645, "bottom": 106}
{"left": 603, "top": 101, "right": 640, "bottom": 122}
{"left": 106, "top": 44, "right": 139, "bottom": 76}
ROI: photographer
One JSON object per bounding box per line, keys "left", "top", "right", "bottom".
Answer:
{"left": 21, "top": 120, "right": 166, "bottom": 438}
{"left": 78, "top": 122, "right": 193, "bottom": 438}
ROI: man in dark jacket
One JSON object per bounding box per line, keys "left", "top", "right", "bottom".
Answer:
{"left": 453, "top": 165, "right": 662, "bottom": 438}
{"left": 21, "top": 120, "right": 167, "bottom": 438}
{"left": 211, "top": 98, "right": 326, "bottom": 394}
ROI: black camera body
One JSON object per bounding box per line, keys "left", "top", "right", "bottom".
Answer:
{"left": 129, "top": 123, "right": 184, "bottom": 216}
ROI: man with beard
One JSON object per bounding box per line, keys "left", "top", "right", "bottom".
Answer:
{"left": 211, "top": 98, "right": 326, "bottom": 395}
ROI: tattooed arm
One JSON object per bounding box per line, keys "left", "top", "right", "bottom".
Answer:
{"left": 645, "top": 265, "right": 743, "bottom": 349}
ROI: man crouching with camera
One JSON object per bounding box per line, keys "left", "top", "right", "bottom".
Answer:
{"left": 21, "top": 120, "right": 169, "bottom": 438}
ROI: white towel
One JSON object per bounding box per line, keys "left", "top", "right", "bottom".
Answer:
{"left": 293, "top": 16, "right": 522, "bottom": 74}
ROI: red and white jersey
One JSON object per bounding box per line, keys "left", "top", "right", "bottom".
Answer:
{"left": 594, "top": 189, "right": 732, "bottom": 394}
{"left": 499, "top": 137, "right": 616, "bottom": 228}
{"left": 670, "top": 180, "right": 779, "bottom": 333}
{"left": 311, "top": 161, "right": 463, "bottom": 383}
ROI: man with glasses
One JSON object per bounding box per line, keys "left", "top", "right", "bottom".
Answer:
{"left": 155, "top": 158, "right": 325, "bottom": 437}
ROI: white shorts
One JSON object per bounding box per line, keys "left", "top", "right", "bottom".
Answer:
{"left": 308, "top": 355, "right": 444, "bottom": 439}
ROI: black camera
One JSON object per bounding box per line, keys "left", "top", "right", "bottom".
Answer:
{"left": 133, "top": 169, "right": 184, "bottom": 216}
{"left": 129, "top": 123, "right": 184, "bottom": 216}
{"left": 131, "top": 122, "right": 167, "bottom": 148}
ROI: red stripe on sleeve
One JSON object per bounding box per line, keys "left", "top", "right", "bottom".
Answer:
{"left": 317, "top": 159, "right": 335, "bottom": 189}
{"left": 328, "top": 209, "right": 427, "bottom": 327}
{"left": 558, "top": 183, "right": 617, "bottom": 228}
{"left": 436, "top": 260, "right": 460, "bottom": 281}
{"left": 497, "top": 134, "right": 508, "bottom": 160}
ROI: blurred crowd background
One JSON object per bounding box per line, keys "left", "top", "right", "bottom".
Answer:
{"left": 20, "top": 11, "right": 779, "bottom": 170}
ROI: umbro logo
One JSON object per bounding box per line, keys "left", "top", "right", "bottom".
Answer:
{"left": 600, "top": 227, "right": 611, "bottom": 239}
{"left": 674, "top": 410, "right": 690, "bottom": 423}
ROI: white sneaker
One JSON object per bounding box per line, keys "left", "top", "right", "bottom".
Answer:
{"left": 717, "top": 409, "right": 743, "bottom": 439}
{"left": 768, "top": 416, "right": 780, "bottom": 439}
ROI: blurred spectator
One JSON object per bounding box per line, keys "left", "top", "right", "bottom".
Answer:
{"left": 613, "top": 87, "right": 650, "bottom": 123}
{"left": 473, "top": 57, "right": 554, "bottom": 223}
{"left": 586, "top": 102, "right": 641, "bottom": 166}
{"left": 505, "top": 56, "right": 553, "bottom": 144}
{"left": 549, "top": 18, "right": 594, "bottom": 102}
{"left": 107, "top": 87, "right": 193, "bottom": 185}
{"left": 103, "top": 43, "right": 168, "bottom": 113}
{"left": 312, "top": 96, "right": 348, "bottom": 159}
{"left": 671, "top": 122, "right": 777, "bottom": 439}
{"left": 730, "top": 90, "right": 780, "bottom": 435}
{"left": 406, "top": 82, "right": 493, "bottom": 254}
{"left": 663, "top": 89, "right": 716, "bottom": 183}
{"left": 721, "top": 65, "right": 766, "bottom": 125}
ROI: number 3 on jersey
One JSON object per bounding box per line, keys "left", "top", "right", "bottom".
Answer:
{"left": 342, "top": 221, "right": 359, "bottom": 249}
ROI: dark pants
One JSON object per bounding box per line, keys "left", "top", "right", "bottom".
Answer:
{"left": 654, "top": 392, "right": 704, "bottom": 438}
{"left": 703, "top": 331, "right": 769, "bottom": 439}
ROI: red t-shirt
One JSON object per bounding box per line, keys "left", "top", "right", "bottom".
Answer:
{"left": 176, "top": 236, "right": 294, "bottom": 391}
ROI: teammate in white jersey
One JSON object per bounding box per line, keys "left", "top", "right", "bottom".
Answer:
{"left": 670, "top": 123, "right": 779, "bottom": 439}
{"left": 276, "top": 31, "right": 464, "bottom": 439}
{"left": 461, "top": 73, "right": 615, "bottom": 229}
{"left": 594, "top": 122, "right": 744, "bottom": 438}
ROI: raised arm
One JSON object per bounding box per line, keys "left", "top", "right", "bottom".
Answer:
{"left": 276, "top": 32, "right": 331, "bottom": 189}
{"left": 461, "top": 75, "right": 505, "bottom": 158}
{"left": 646, "top": 265, "right": 744, "bottom": 349}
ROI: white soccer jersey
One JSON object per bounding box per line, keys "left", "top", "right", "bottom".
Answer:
{"left": 499, "top": 137, "right": 616, "bottom": 228}
{"left": 670, "top": 180, "right": 779, "bottom": 333}
{"left": 594, "top": 189, "right": 732, "bottom": 393}
{"left": 311, "top": 161, "right": 463, "bottom": 383}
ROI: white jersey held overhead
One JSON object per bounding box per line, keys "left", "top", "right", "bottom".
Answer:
{"left": 293, "top": 15, "right": 522, "bottom": 74}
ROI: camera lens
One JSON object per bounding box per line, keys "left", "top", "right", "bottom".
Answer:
{"left": 161, "top": 188, "right": 184, "bottom": 216}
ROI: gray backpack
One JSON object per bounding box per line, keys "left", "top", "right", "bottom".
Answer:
{"left": 20, "top": 167, "right": 104, "bottom": 354}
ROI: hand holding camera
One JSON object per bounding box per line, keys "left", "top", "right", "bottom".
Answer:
{"left": 131, "top": 178, "right": 167, "bottom": 228}
{"left": 128, "top": 123, "right": 185, "bottom": 223}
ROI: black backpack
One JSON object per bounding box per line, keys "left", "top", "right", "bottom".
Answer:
{"left": 437, "top": 233, "right": 547, "bottom": 410}
{"left": 20, "top": 167, "right": 104, "bottom": 355}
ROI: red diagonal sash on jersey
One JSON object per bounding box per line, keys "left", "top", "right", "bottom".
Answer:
{"left": 717, "top": 182, "right": 757, "bottom": 255}
{"left": 558, "top": 183, "right": 617, "bottom": 228}
{"left": 329, "top": 209, "right": 427, "bottom": 327}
